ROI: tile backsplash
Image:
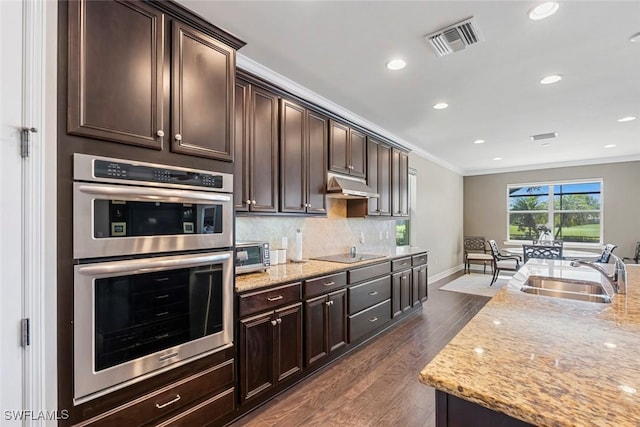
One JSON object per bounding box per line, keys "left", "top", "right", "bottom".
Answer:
{"left": 236, "top": 199, "right": 397, "bottom": 259}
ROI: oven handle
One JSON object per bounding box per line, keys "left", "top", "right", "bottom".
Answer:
{"left": 77, "top": 253, "right": 231, "bottom": 277}
{"left": 76, "top": 184, "right": 231, "bottom": 203}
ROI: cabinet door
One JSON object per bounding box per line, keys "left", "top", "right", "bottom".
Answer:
{"left": 239, "top": 312, "right": 275, "bottom": 402}
{"left": 274, "top": 303, "right": 303, "bottom": 383}
{"left": 367, "top": 139, "right": 380, "bottom": 215}
{"left": 378, "top": 144, "right": 392, "bottom": 216}
{"left": 280, "top": 99, "right": 306, "bottom": 213}
{"left": 329, "top": 120, "right": 350, "bottom": 175}
{"left": 411, "top": 266, "right": 421, "bottom": 307}
{"left": 418, "top": 265, "right": 428, "bottom": 302}
{"left": 400, "top": 270, "right": 412, "bottom": 312}
{"left": 392, "top": 149, "right": 409, "bottom": 216}
{"left": 234, "top": 80, "right": 250, "bottom": 211}
{"left": 349, "top": 129, "right": 367, "bottom": 178}
{"left": 391, "top": 273, "right": 402, "bottom": 318}
{"left": 68, "top": 0, "right": 164, "bottom": 149}
{"left": 304, "top": 295, "right": 329, "bottom": 367}
{"left": 306, "top": 110, "right": 328, "bottom": 214}
{"left": 171, "top": 22, "right": 235, "bottom": 161}
{"left": 249, "top": 86, "right": 279, "bottom": 212}
{"left": 327, "top": 289, "right": 347, "bottom": 353}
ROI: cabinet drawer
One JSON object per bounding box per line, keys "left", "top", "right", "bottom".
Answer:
{"left": 412, "top": 253, "right": 428, "bottom": 266}
{"left": 82, "top": 359, "right": 234, "bottom": 426}
{"left": 239, "top": 282, "right": 301, "bottom": 318}
{"left": 304, "top": 272, "right": 347, "bottom": 298}
{"left": 392, "top": 257, "right": 412, "bottom": 272}
{"left": 348, "top": 276, "right": 391, "bottom": 315}
{"left": 348, "top": 261, "right": 391, "bottom": 284}
{"left": 348, "top": 299, "right": 391, "bottom": 343}
{"left": 154, "top": 387, "right": 235, "bottom": 427}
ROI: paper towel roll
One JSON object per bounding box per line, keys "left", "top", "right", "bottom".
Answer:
{"left": 295, "top": 229, "right": 303, "bottom": 261}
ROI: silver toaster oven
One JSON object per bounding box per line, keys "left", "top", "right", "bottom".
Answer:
{"left": 235, "top": 241, "right": 270, "bottom": 274}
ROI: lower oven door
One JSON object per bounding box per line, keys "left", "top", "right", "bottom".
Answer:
{"left": 73, "top": 250, "right": 233, "bottom": 404}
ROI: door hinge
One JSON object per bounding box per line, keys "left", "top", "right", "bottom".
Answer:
{"left": 21, "top": 318, "right": 30, "bottom": 347}
{"left": 21, "top": 127, "right": 38, "bottom": 158}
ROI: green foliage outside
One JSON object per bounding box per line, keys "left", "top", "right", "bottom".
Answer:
{"left": 396, "top": 220, "right": 409, "bottom": 246}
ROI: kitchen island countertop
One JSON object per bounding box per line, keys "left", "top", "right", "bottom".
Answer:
{"left": 235, "top": 246, "right": 428, "bottom": 293}
{"left": 419, "top": 260, "right": 640, "bottom": 427}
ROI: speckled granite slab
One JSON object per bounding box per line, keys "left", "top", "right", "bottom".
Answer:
{"left": 235, "top": 247, "right": 428, "bottom": 293}
{"left": 419, "top": 262, "right": 640, "bottom": 427}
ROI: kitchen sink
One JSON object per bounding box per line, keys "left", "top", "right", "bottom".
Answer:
{"left": 520, "top": 276, "right": 611, "bottom": 303}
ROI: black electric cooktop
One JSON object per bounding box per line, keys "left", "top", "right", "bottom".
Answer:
{"left": 312, "top": 253, "right": 386, "bottom": 264}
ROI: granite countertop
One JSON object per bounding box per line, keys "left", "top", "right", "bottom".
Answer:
{"left": 235, "top": 246, "right": 428, "bottom": 293}
{"left": 419, "top": 261, "right": 640, "bottom": 427}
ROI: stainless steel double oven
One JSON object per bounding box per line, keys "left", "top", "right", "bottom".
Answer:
{"left": 72, "top": 154, "right": 234, "bottom": 404}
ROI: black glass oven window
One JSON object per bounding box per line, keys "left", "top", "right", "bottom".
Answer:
{"left": 94, "top": 265, "right": 223, "bottom": 371}
{"left": 92, "top": 200, "right": 223, "bottom": 238}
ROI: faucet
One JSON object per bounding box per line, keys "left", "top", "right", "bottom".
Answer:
{"left": 570, "top": 254, "right": 627, "bottom": 294}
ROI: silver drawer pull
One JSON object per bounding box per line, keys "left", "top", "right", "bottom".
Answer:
{"left": 271, "top": 320, "right": 277, "bottom": 326}
{"left": 276, "top": 318, "right": 282, "bottom": 324}
{"left": 322, "top": 281, "right": 336, "bottom": 287}
{"left": 267, "top": 295, "right": 283, "bottom": 302}
{"left": 369, "top": 317, "right": 378, "bottom": 323}
{"left": 155, "top": 394, "right": 181, "bottom": 409}
{"left": 156, "top": 311, "right": 169, "bottom": 317}
{"left": 368, "top": 291, "right": 378, "bottom": 296}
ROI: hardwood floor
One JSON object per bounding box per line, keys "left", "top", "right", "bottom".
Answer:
{"left": 230, "top": 271, "right": 490, "bottom": 427}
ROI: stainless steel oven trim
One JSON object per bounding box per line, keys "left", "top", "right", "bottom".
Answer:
{"left": 74, "top": 153, "right": 234, "bottom": 193}
{"left": 73, "top": 182, "right": 233, "bottom": 259}
{"left": 73, "top": 250, "right": 234, "bottom": 404}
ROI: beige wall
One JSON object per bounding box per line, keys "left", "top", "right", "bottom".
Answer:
{"left": 409, "top": 153, "right": 464, "bottom": 278}
{"left": 464, "top": 161, "right": 640, "bottom": 258}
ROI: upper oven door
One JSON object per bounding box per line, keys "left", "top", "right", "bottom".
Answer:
{"left": 73, "top": 182, "right": 233, "bottom": 259}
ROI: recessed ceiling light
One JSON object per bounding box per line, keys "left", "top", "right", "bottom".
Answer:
{"left": 386, "top": 59, "right": 406, "bottom": 70}
{"left": 474, "top": 139, "right": 485, "bottom": 144}
{"left": 630, "top": 32, "right": 640, "bottom": 43}
{"left": 433, "top": 102, "right": 448, "bottom": 110}
{"left": 617, "top": 116, "right": 637, "bottom": 122}
{"left": 529, "top": 2, "right": 559, "bottom": 21}
{"left": 540, "top": 74, "right": 563, "bottom": 85}
{"left": 493, "top": 157, "right": 502, "bottom": 161}
{"left": 604, "top": 144, "right": 617, "bottom": 149}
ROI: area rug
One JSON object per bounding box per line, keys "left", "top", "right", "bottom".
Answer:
{"left": 439, "top": 273, "right": 513, "bottom": 297}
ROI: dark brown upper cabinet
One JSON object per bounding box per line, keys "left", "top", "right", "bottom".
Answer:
{"left": 68, "top": 0, "right": 236, "bottom": 161}
{"left": 329, "top": 120, "right": 366, "bottom": 178}
{"left": 171, "top": 22, "right": 235, "bottom": 161}
{"left": 392, "top": 148, "right": 409, "bottom": 217}
{"left": 67, "top": 0, "right": 164, "bottom": 149}
{"left": 234, "top": 80, "right": 279, "bottom": 213}
{"left": 280, "top": 99, "right": 328, "bottom": 214}
{"left": 367, "top": 138, "right": 392, "bottom": 216}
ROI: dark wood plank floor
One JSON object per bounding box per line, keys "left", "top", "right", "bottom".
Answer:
{"left": 230, "top": 271, "right": 490, "bottom": 427}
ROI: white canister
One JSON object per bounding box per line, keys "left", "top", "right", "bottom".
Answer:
{"left": 269, "top": 249, "right": 279, "bottom": 266}
{"left": 278, "top": 249, "right": 287, "bottom": 264}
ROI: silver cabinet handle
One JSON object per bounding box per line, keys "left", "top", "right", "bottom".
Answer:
{"left": 271, "top": 320, "right": 277, "bottom": 326}
{"left": 276, "top": 318, "right": 282, "bottom": 324}
{"left": 369, "top": 317, "right": 378, "bottom": 323}
{"left": 267, "top": 295, "right": 283, "bottom": 302}
{"left": 252, "top": 200, "right": 256, "bottom": 205}
{"left": 155, "top": 394, "right": 181, "bottom": 409}
{"left": 76, "top": 183, "right": 231, "bottom": 203}
{"left": 368, "top": 291, "right": 378, "bottom": 296}
{"left": 246, "top": 199, "right": 252, "bottom": 205}
{"left": 175, "top": 133, "right": 182, "bottom": 141}
{"left": 156, "top": 130, "right": 165, "bottom": 137}
{"left": 322, "top": 281, "right": 336, "bottom": 287}
{"left": 325, "top": 300, "right": 334, "bottom": 306}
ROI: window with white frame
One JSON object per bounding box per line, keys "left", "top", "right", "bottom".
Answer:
{"left": 507, "top": 180, "right": 602, "bottom": 244}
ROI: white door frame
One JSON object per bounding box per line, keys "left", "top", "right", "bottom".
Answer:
{"left": 1, "top": 0, "right": 57, "bottom": 425}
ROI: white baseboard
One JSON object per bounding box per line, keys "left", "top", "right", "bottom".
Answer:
{"left": 428, "top": 264, "right": 464, "bottom": 283}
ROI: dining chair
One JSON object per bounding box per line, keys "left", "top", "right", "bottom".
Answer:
{"left": 463, "top": 236, "right": 494, "bottom": 274}
{"left": 487, "top": 240, "right": 521, "bottom": 285}
{"left": 594, "top": 244, "right": 617, "bottom": 263}
{"left": 522, "top": 244, "right": 563, "bottom": 263}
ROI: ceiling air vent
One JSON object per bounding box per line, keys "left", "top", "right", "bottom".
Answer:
{"left": 425, "top": 17, "right": 484, "bottom": 57}
{"left": 530, "top": 132, "right": 558, "bottom": 141}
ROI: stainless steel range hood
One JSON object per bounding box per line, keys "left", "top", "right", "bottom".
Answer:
{"left": 326, "top": 173, "right": 379, "bottom": 199}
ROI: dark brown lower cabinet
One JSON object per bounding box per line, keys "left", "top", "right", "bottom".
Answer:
{"left": 392, "top": 270, "right": 412, "bottom": 318}
{"left": 436, "top": 390, "right": 534, "bottom": 427}
{"left": 239, "top": 303, "right": 302, "bottom": 403}
{"left": 304, "top": 289, "right": 347, "bottom": 367}
{"left": 412, "top": 264, "right": 428, "bottom": 305}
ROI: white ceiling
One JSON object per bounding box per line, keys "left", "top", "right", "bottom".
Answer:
{"left": 178, "top": 1, "right": 640, "bottom": 175}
